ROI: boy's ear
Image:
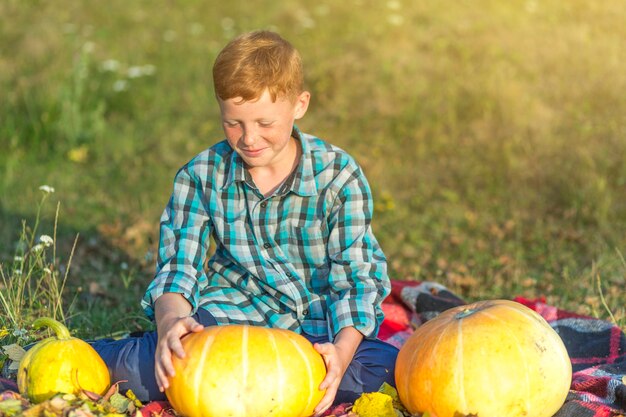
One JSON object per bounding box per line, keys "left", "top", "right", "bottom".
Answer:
{"left": 294, "top": 91, "right": 311, "bottom": 120}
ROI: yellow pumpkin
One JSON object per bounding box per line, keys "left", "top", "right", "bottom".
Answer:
{"left": 395, "top": 299, "right": 572, "bottom": 417}
{"left": 17, "top": 317, "right": 111, "bottom": 403}
{"left": 166, "top": 325, "right": 327, "bottom": 417}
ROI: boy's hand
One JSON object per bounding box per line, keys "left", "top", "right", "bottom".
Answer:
{"left": 312, "top": 327, "right": 363, "bottom": 416}
{"left": 153, "top": 293, "right": 204, "bottom": 393}
{"left": 155, "top": 315, "right": 204, "bottom": 392}
{"left": 312, "top": 342, "right": 350, "bottom": 415}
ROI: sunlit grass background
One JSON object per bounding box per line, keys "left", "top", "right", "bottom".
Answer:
{"left": 1, "top": 0, "right": 625, "bottom": 342}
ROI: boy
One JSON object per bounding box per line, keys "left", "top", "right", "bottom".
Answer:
{"left": 93, "top": 30, "right": 397, "bottom": 416}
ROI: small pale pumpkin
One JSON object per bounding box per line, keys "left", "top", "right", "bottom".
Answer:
{"left": 17, "top": 317, "right": 111, "bottom": 403}
{"left": 395, "top": 299, "right": 572, "bottom": 417}
{"left": 166, "top": 325, "right": 327, "bottom": 417}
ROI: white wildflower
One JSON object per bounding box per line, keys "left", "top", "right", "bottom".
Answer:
{"left": 141, "top": 64, "right": 156, "bottom": 76}
{"left": 387, "top": 0, "right": 401, "bottom": 10}
{"left": 221, "top": 17, "right": 235, "bottom": 31}
{"left": 113, "top": 79, "right": 129, "bottom": 92}
{"left": 127, "top": 65, "right": 156, "bottom": 78}
{"left": 387, "top": 14, "right": 404, "bottom": 26}
{"left": 14, "top": 269, "right": 22, "bottom": 276}
{"left": 101, "top": 59, "right": 121, "bottom": 72}
{"left": 31, "top": 243, "right": 44, "bottom": 253}
{"left": 12, "top": 328, "right": 28, "bottom": 337}
{"left": 315, "top": 5, "right": 330, "bottom": 16}
{"left": 43, "top": 268, "right": 52, "bottom": 274}
{"left": 297, "top": 10, "right": 316, "bottom": 29}
{"left": 525, "top": 0, "right": 538, "bottom": 13}
{"left": 39, "top": 235, "right": 54, "bottom": 246}
{"left": 13, "top": 256, "right": 23, "bottom": 262}
{"left": 127, "top": 66, "right": 144, "bottom": 78}
{"left": 82, "top": 41, "right": 95, "bottom": 54}
{"left": 39, "top": 185, "right": 55, "bottom": 194}
{"left": 120, "top": 262, "right": 129, "bottom": 270}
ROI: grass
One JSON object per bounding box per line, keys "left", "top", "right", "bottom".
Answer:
{"left": 1, "top": 0, "right": 625, "bottom": 344}
{"left": 0, "top": 189, "right": 69, "bottom": 346}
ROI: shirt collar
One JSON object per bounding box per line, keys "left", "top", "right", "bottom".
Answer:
{"left": 287, "top": 126, "right": 318, "bottom": 197}
{"left": 222, "top": 125, "right": 318, "bottom": 197}
{"left": 223, "top": 147, "right": 247, "bottom": 190}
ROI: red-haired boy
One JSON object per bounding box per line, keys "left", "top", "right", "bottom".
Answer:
{"left": 93, "top": 30, "right": 398, "bottom": 416}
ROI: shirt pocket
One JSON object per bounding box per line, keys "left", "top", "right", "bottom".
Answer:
{"left": 279, "top": 223, "right": 328, "bottom": 268}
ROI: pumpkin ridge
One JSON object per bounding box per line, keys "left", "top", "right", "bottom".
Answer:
{"left": 455, "top": 317, "right": 467, "bottom": 414}
{"left": 193, "top": 329, "right": 216, "bottom": 416}
{"left": 485, "top": 304, "right": 545, "bottom": 415}
{"left": 241, "top": 326, "right": 249, "bottom": 417}
{"left": 498, "top": 302, "right": 572, "bottom": 412}
{"left": 287, "top": 335, "right": 315, "bottom": 415}
{"left": 17, "top": 340, "right": 47, "bottom": 391}
{"left": 480, "top": 307, "right": 534, "bottom": 414}
{"left": 404, "top": 320, "right": 446, "bottom": 409}
{"left": 266, "top": 328, "right": 284, "bottom": 412}
{"left": 426, "top": 317, "right": 454, "bottom": 412}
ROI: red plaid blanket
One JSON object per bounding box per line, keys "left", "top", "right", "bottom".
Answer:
{"left": 2, "top": 280, "right": 624, "bottom": 417}
{"left": 377, "top": 280, "right": 626, "bottom": 417}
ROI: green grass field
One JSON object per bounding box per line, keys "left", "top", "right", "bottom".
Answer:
{"left": 1, "top": 0, "right": 625, "bottom": 342}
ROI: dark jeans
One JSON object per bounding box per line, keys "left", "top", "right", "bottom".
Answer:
{"left": 91, "top": 309, "right": 399, "bottom": 404}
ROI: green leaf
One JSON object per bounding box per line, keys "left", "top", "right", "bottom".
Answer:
{"left": 0, "top": 399, "right": 24, "bottom": 417}
{"left": 108, "top": 393, "right": 132, "bottom": 413}
{"left": 378, "top": 382, "right": 409, "bottom": 413}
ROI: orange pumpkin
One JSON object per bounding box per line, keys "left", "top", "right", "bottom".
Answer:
{"left": 166, "top": 325, "right": 327, "bottom": 417}
{"left": 395, "top": 299, "right": 572, "bottom": 417}
{"left": 17, "top": 317, "right": 111, "bottom": 403}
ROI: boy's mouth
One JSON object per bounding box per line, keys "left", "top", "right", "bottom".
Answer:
{"left": 240, "top": 148, "right": 266, "bottom": 157}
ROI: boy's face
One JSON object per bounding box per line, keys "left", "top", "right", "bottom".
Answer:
{"left": 218, "top": 89, "right": 310, "bottom": 172}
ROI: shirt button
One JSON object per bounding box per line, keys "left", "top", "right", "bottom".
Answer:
{"left": 263, "top": 242, "right": 271, "bottom": 249}
{"left": 285, "top": 272, "right": 292, "bottom": 278}
{"left": 260, "top": 202, "right": 267, "bottom": 208}
{"left": 302, "top": 309, "right": 309, "bottom": 316}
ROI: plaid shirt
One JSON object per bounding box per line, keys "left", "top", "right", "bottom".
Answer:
{"left": 142, "top": 128, "right": 390, "bottom": 338}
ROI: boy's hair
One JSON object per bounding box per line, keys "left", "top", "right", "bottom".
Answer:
{"left": 213, "top": 30, "right": 304, "bottom": 103}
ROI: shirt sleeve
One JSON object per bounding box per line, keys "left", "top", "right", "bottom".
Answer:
{"left": 141, "top": 164, "right": 212, "bottom": 320}
{"left": 325, "top": 163, "right": 390, "bottom": 339}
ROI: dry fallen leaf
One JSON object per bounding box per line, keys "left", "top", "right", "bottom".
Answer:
{"left": 2, "top": 344, "right": 26, "bottom": 370}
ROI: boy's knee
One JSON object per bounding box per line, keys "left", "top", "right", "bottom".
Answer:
{"left": 91, "top": 332, "right": 164, "bottom": 402}
{"left": 357, "top": 339, "right": 399, "bottom": 373}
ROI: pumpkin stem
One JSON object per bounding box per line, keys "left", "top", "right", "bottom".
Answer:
{"left": 32, "top": 317, "right": 71, "bottom": 340}
{"left": 455, "top": 308, "right": 476, "bottom": 319}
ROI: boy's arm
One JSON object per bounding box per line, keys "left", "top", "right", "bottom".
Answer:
{"left": 141, "top": 164, "right": 213, "bottom": 320}
{"left": 325, "top": 164, "right": 390, "bottom": 339}
{"left": 148, "top": 159, "right": 214, "bottom": 391}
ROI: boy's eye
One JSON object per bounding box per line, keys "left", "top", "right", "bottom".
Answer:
{"left": 258, "top": 121, "right": 274, "bottom": 128}
{"left": 224, "top": 121, "right": 239, "bottom": 127}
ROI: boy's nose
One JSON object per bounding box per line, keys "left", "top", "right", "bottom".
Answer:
{"left": 241, "top": 127, "right": 257, "bottom": 145}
